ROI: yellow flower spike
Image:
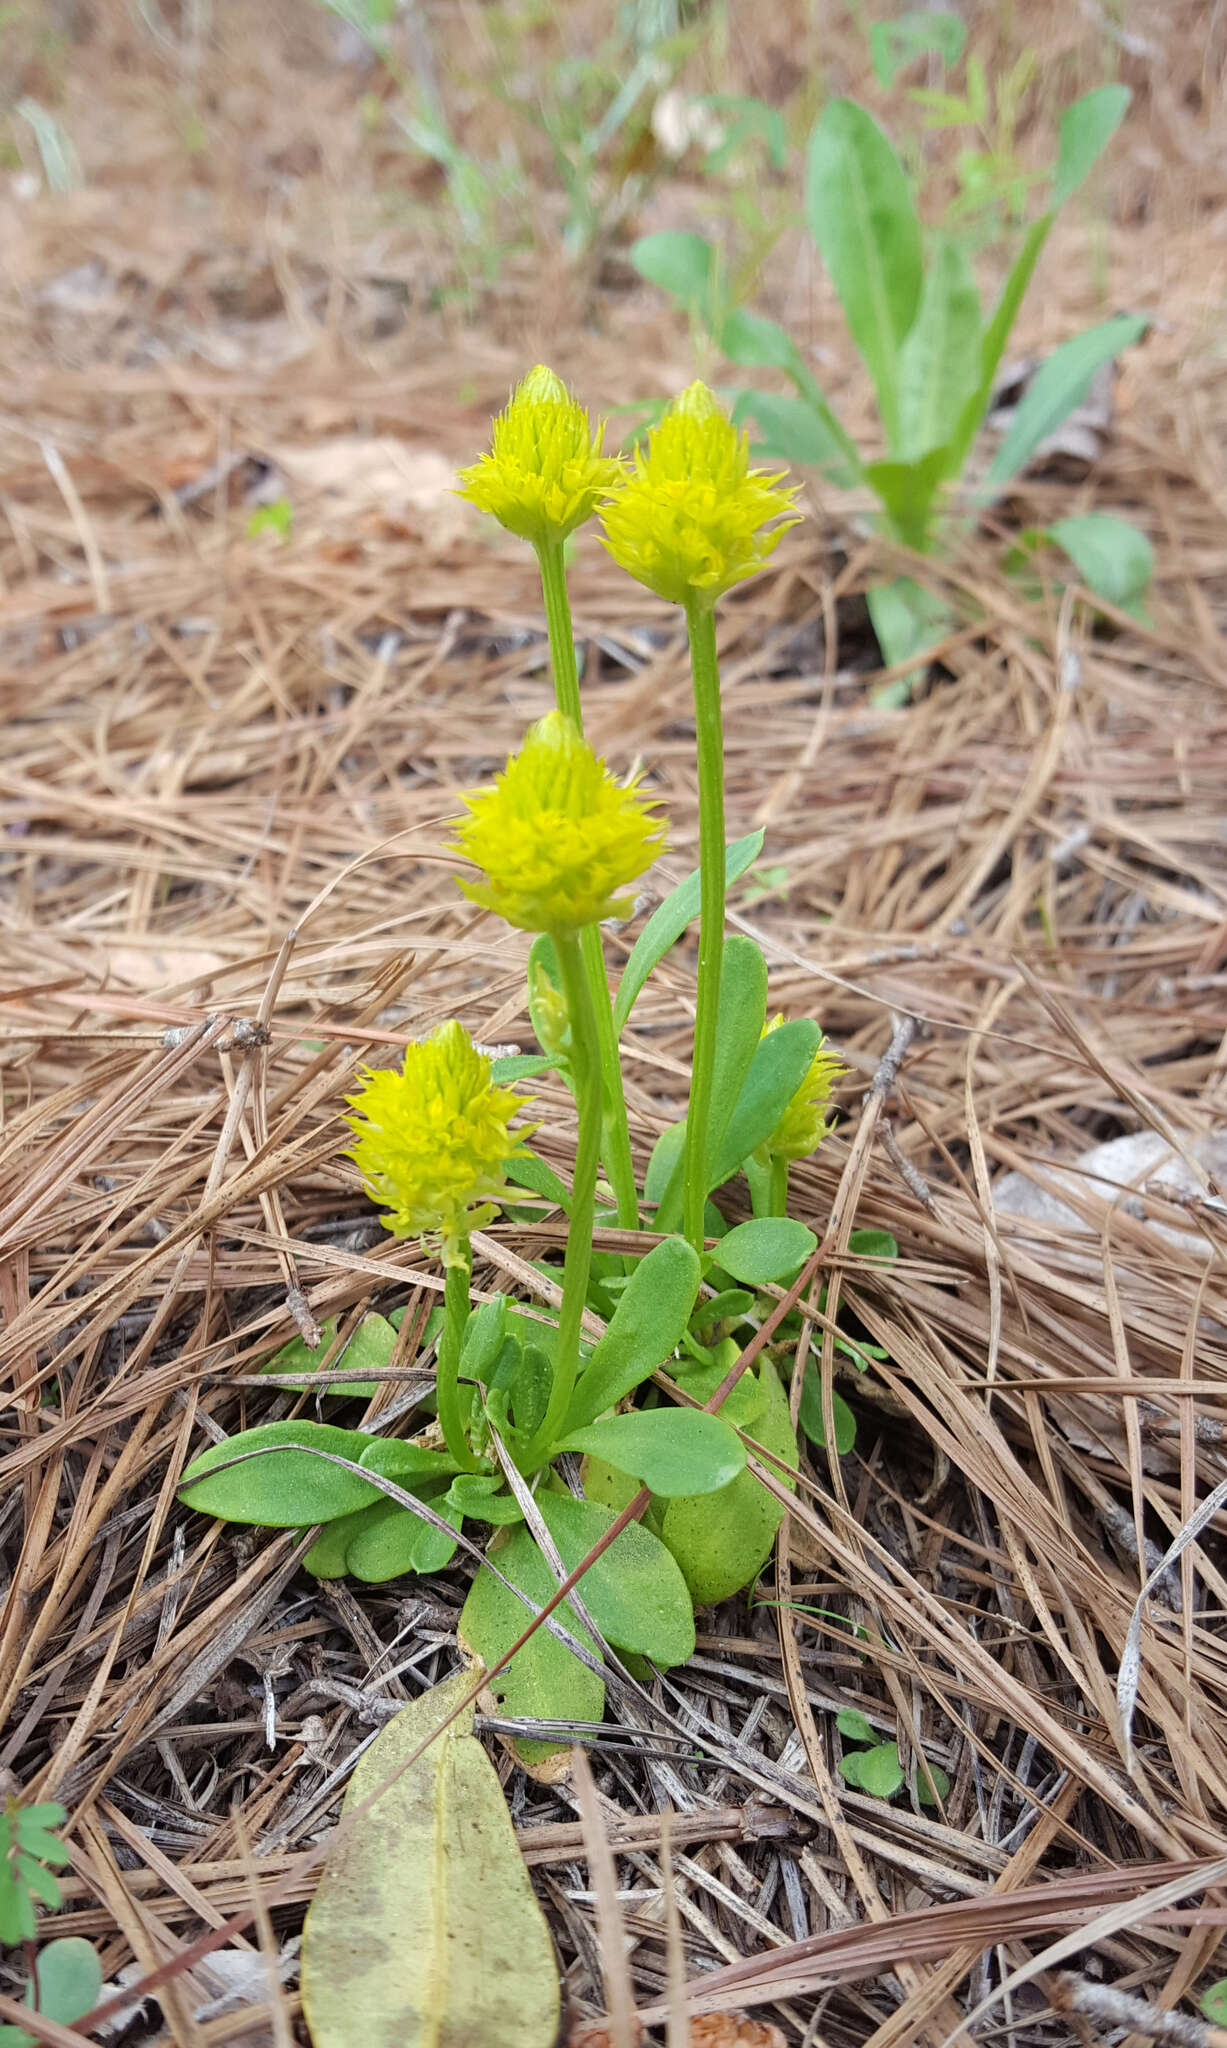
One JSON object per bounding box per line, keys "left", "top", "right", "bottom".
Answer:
{"left": 760, "top": 1014, "right": 847, "bottom": 1162}
{"left": 450, "top": 710, "right": 666, "bottom": 937}
{"left": 456, "top": 363, "right": 625, "bottom": 547}
{"left": 599, "top": 380, "right": 801, "bottom": 609}
{"left": 344, "top": 1021, "right": 537, "bottom": 1265}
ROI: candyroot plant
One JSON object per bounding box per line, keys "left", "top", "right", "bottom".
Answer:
{"left": 177, "top": 369, "right": 867, "bottom": 1759}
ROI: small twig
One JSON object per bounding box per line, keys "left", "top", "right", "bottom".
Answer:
{"left": 1052, "top": 1972, "right": 1227, "bottom": 2047}
{"left": 870, "top": 1013, "right": 917, "bottom": 1101}
{"left": 881, "top": 1117, "right": 935, "bottom": 1208}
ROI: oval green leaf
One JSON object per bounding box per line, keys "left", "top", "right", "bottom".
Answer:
{"left": 346, "top": 1494, "right": 461, "bottom": 1582}
{"left": 716, "top": 1217, "right": 818, "bottom": 1286}
{"left": 459, "top": 1528, "right": 605, "bottom": 1768}
{"left": 711, "top": 1018, "right": 822, "bottom": 1187}
{"left": 558, "top": 1410, "right": 745, "bottom": 1497}
{"left": 917, "top": 1760, "right": 951, "bottom": 1806}
{"left": 660, "top": 1359, "right": 798, "bottom": 1606}
{"left": 852, "top": 1742, "right": 905, "bottom": 1799}
{"left": 563, "top": 1235, "right": 700, "bottom": 1432}
{"left": 535, "top": 1491, "right": 696, "bottom": 1668}
{"left": 800, "top": 1370, "right": 858, "bottom": 1455}
{"left": 179, "top": 1421, "right": 378, "bottom": 1526}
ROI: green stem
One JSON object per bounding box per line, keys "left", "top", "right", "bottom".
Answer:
{"left": 435, "top": 1252, "right": 480, "bottom": 1472}
{"left": 769, "top": 1154, "right": 789, "bottom": 1218}
{"left": 536, "top": 535, "right": 582, "bottom": 725}
{"left": 535, "top": 536, "right": 639, "bottom": 1232}
{"left": 682, "top": 599, "right": 725, "bottom": 1255}
{"left": 521, "top": 930, "right": 602, "bottom": 1466}
{"left": 580, "top": 924, "right": 639, "bottom": 1232}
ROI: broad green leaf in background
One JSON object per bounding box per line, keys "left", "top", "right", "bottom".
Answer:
{"left": 0, "top": 1940, "right": 103, "bottom": 2048}
{"left": 917, "top": 1760, "right": 951, "bottom": 1805}
{"left": 805, "top": 99, "right": 923, "bottom": 448}
{"left": 613, "top": 831, "right": 763, "bottom": 1033}
{"left": 836, "top": 1707, "right": 876, "bottom": 1743}
{"left": 863, "top": 445, "right": 953, "bottom": 553}
{"left": 629, "top": 229, "right": 721, "bottom": 325}
{"left": 332, "top": 1314, "right": 399, "bottom": 1397}
{"left": 866, "top": 577, "right": 954, "bottom": 706}
{"left": 179, "top": 1421, "right": 378, "bottom": 1526}
{"left": 257, "top": 1313, "right": 400, "bottom": 1398}
{"left": 732, "top": 389, "right": 863, "bottom": 487}
{"left": 564, "top": 1235, "right": 700, "bottom": 1430}
{"left": 301, "top": 1671, "right": 559, "bottom": 2048}
{"left": 944, "top": 213, "right": 1053, "bottom": 478}
{"left": 560, "top": 1409, "right": 746, "bottom": 1496}
{"left": 983, "top": 312, "right": 1148, "bottom": 497}
{"left": 718, "top": 307, "right": 806, "bottom": 375}
{"left": 869, "top": 8, "right": 966, "bottom": 87}
{"left": 1047, "top": 512, "right": 1153, "bottom": 619}
{"left": 895, "top": 235, "right": 981, "bottom": 466}
{"left": 716, "top": 1217, "right": 817, "bottom": 1287}
{"left": 1052, "top": 84, "right": 1131, "bottom": 207}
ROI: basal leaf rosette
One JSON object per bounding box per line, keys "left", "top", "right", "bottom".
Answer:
{"left": 450, "top": 710, "right": 665, "bottom": 937}
{"left": 456, "top": 364, "right": 624, "bottom": 547}
{"left": 345, "top": 1021, "right": 537, "bottom": 1265}
{"left": 600, "top": 380, "right": 800, "bottom": 609}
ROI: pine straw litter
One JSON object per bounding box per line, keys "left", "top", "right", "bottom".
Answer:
{"left": 1, "top": 316, "right": 1227, "bottom": 2046}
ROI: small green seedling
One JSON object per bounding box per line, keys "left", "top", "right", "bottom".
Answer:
{"left": 836, "top": 1708, "right": 950, "bottom": 1805}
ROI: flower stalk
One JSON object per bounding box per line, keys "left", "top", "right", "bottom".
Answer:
{"left": 534, "top": 536, "right": 640, "bottom": 1233}
{"left": 682, "top": 598, "right": 726, "bottom": 1254}
{"left": 520, "top": 930, "right": 602, "bottom": 1467}
{"left": 435, "top": 1248, "right": 481, "bottom": 1471}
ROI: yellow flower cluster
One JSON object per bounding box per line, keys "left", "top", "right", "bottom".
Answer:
{"left": 344, "top": 1021, "right": 536, "bottom": 1264}
{"left": 761, "top": 1015, "right": 846, "bottom": 1162}
{"left": 600, "top": 381, "right": 800, "bottom": 609}
{"left": 456, "top": 364, "right": 624, "bottom": 547}
{"left": 450, "top": 710, "right": 665, "bottom": 937}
